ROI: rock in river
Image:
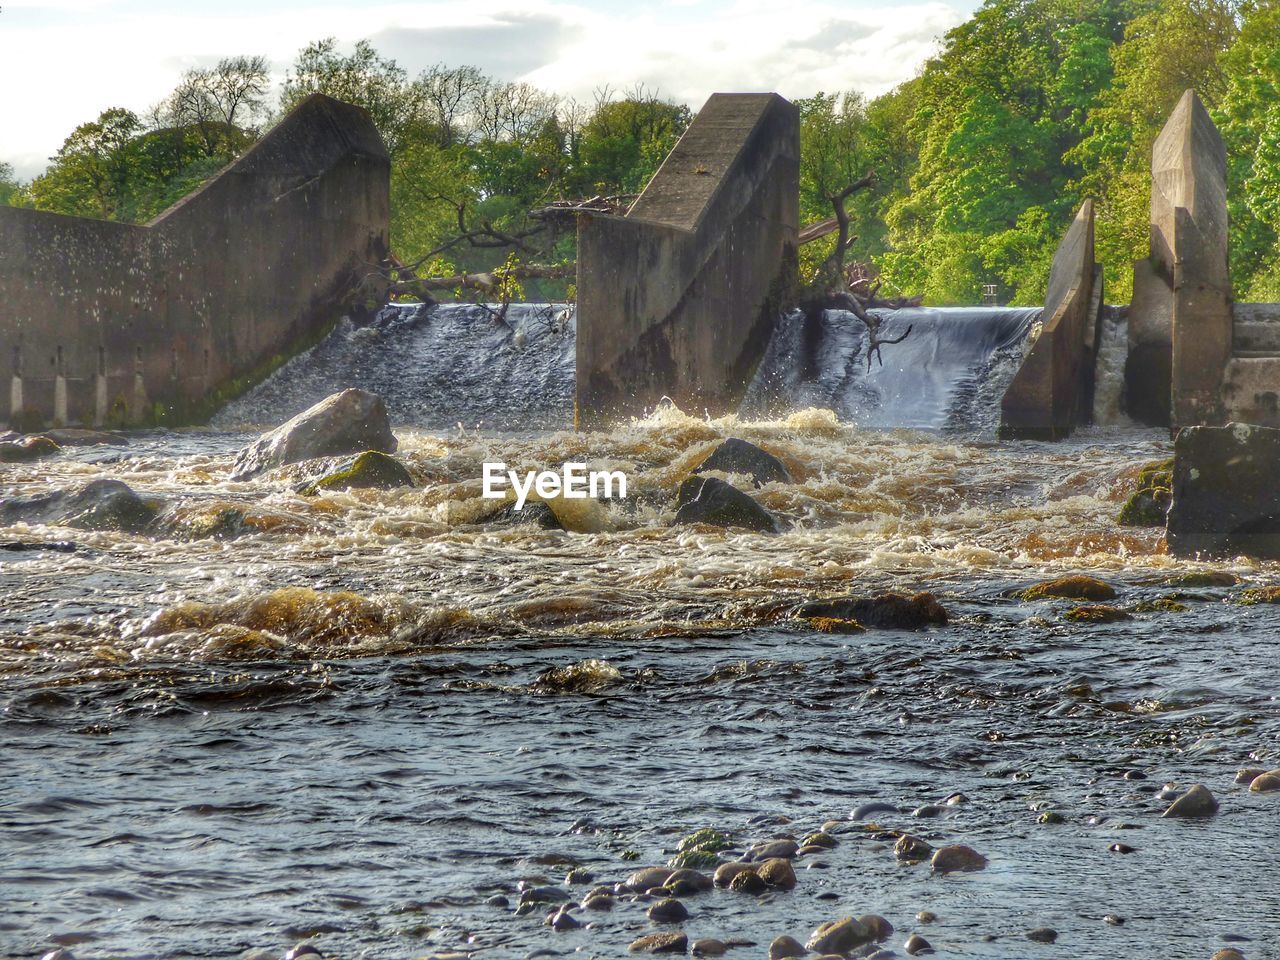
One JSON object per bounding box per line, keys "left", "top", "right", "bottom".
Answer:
{"left": 0, "top": 478, "right": 157, "bottom": 534}
{"left": 1249, "top": 769, "right": 1280, "bottom": 792}
{"left": 0, "top": 435, "right": 61, "bottom": 463}
{"left": 769, "top": 935, "right": 807, "bottom": 960}
{"left": 806, "top": 917, "right": 873, "bottom": 954}
{"left": 931, "top": 844, "right": 988, "bottom": 873}
{"left": 648, "top": 898, "right": 690, "bottom": 923}
{"left": 231, "top": 388, "right": 397, "bottom": 480}
{"left": 673, "top": 476, "right": 780, "bottom": 533}
{"left": 1162, "top": 784, "right": 1219, "bottom": 818}
{"left": 796, "top": 592, "right": 948, "bottom": 629}
{"left": 300, "top": 450, "right": 414, "bottom": 493}
{"left": 1020, "top": 575, "right": 1117, "bottom": 601}
{"left": 629, "top": 932, "right": 689, "bottom": 953}
{"left": 694, "top": 437, "right": 792, "bottom": 487}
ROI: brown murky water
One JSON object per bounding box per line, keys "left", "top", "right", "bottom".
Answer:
{"left": 2, "top": 407, "right": 1278, "bottom": 960}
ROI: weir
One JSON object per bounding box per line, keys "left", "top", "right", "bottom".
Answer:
{"left": 0, "top": 93, "right": 389, "bottom": 431}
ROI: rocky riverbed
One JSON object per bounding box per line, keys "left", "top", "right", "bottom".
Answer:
{"left": 2, "top": 403, "right": 1278, "bottom": 960}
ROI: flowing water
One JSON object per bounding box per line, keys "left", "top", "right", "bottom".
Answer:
{"left": 2, "top": 305, "right": 1278, "bottom": 960}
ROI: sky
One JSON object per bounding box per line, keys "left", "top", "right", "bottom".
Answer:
{"left": 0, "top": 0, "right": 977, "bottom": 180}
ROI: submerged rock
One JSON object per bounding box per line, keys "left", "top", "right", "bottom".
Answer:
{"left": 648, "top": 898, "right": 689, "bottom": 923}
{"left": 0, "top": 478, "right": 157, "bottom": 534}
{"left": 628, "top": 932, "right": 688, "bottom": 953}
{"left": 757, "top": 857, "right": 797, "bottom": 890}
{"left": 1248, "top": 769, "right": 1280, "bottom": 793}
{"left": 931, "top": 844, "right": 988, "bottom": 873}
{"left": 894, "top": 834, "right": 933, "bottom": 863}
{"left": 301, "top": 451, "right": 414, "bottom": 493}
{"left": 232, "top": 388, "right": 396, "bottom": 480}
{"left": 768, "top": 934, "right": 807, "bottom": 960}
{"left": 1162, "top": 783, "right": 1219, "bottom": 818}
{"left": 1064, "top": 604, "right": 1132, "bottom": 623}
{"left": 40, "top": 428, "right": 129, "bottom": 446}
{"left": 1020, "top": 575, "right": 1117, "bottom": 601}
{"left": 673, "top": 476, "right": 779, "bottom": 533}
{"left": 806, "top": 917, "right": 873, "bottom": 954}
{"left": 694, "top": 437, "right": 792, "bottom": 487}
{"left": 796, "top": 592, "right": 948, "bottom": 629}
{"left": 904, "top": 934, "right": 934, "bottom": 955}
{"left": 0, "top": 435, "right": 61, "bottom": 463}
{"left": 480, "top": 499, "right": 564, "bottom": 530}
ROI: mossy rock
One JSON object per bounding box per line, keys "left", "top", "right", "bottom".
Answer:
{"left": 1118, "top": 485, "right": 1171, "bottom": 526}
{"left": 1020, "top": 575, "right": 1117, "bottom": 602}
{"left": 1131, "top": 597, "right": 1189, "bottom": 613}
{"left": 1165, "top": 571, "right": 1240, "bottom": 588}
{"left": 666, "top": 849, "right": 721, "bottom": 870}
{"left": 678, "top": 828, "right": 732, "bottom": 854}
{"left": 0, "top": 435, "right": 62, "bottom": 463}
{"left": 804, "top": 616, "right": 867, "bottom": 634}
{"left": 1236, "top": 586, "right": 1280, "bottom": 605}
{"left": 302, "top": 451, "right": 414, "bottom": 494}
{"left": 1064, "top": 604, "right": 1132, "bottom": 624}
{"left": 1135, "top": 458, "right": 1174, "bottom": 489}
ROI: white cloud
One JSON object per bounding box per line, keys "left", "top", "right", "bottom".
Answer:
{"left": 0, "top": 0, "right": 964, "bottom": 179}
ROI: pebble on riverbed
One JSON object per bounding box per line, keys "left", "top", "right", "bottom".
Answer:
{"left": 628, "top": 932, "right": 689, "bottom": 953}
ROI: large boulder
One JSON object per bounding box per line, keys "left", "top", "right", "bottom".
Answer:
{"left": 231, "top": 389, "right": 396, "bottom": 481}
{"left": 0, "top": 479, "right": 157, "bottom": 534}
{"left": 694, "top": 438, "right": 792, "bottom": 487}
{"left": 1167, "top": 422, "right": 1280, "bottom": 559}
{"left": 673, "top": 476, "right": 779, "bottom": 533}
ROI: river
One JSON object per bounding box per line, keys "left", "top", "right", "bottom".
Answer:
{"left": 1, "top": 304, "right": 1276, "bottom": 960}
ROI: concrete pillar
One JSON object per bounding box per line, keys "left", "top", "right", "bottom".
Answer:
{"left": 999, "top": 199, "right": 1101, "bottom": 439}
{"left": 575, "top": 93, "right": 800, "bottom": 429}
{"left": 1133, "top": 90, "right": 1233, "bottom": 429}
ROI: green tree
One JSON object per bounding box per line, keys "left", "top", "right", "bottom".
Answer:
{"left": 281, "top": 38, "right": 433, "bottom": 155}
{"left": 572, "top": 90, "right": 691, "bottom": 196}
{"left": 0, "top": 161, "right": 18, "bottom": 206}
{"left": 24, "top": 108, "right": 144, "bottom": 219}
{"left": 1069, "top": 0, "right": 1238, "bottom": 297}
{"left": 1218, "top": 0, "right": 1280, "bottom": 299}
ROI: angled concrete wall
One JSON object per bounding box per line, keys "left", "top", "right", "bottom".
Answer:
{"left": 1125, "top": 90, "right": 1232, "bottom": 428}
{"left": 0, "top": 93, "right": 389, "bottom": 430}
{"left": 999, "top": 200, "right": 1102, "bottom": 439}
{"left": 574, "top": 93, "right": 800, "bottom": 429}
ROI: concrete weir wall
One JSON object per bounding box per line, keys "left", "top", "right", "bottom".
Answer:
{"left": 1125, "top": 89, "right": 1280, "bottom": 429}
{"left": 574, "top": 93, "right": 800, "bottom": 429}
{"left": 0, "top": 94, "right": 389, "bottom": 430}
{"left": 999, "top": 200, "right": 1102, "bottom": 439}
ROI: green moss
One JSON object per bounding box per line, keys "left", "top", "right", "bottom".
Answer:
{"left": 1165, "top": 571, "right": 1240, "bottom": 588}
{"left": 302, "top": 451, "right": 414, "bottom": 494}
{"left": 1131, "top": 597, "right": 1189, "bottom": 613}
{"left": 1064, "top": 604, "right": 1132, "bottom": 624}
{"left": 1237, "top": 586, "right": 1280, "bottom": 606}
{"left": 804, "top": 616, "right": 867, "bottom": 634}
{"left": 666, "top": 849, "right": 722, "bottom": 870}
{"left": 1118, "top": 485, "right": 1171, "bottom": 526}
{"left": 678, "top": 828, "right": 732, "bottom": 854}
{"left": 1020, "top": 575, "right": 1118, "bottom": 602}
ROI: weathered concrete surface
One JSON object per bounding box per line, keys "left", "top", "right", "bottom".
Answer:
{"left": 575, "top": 93, "right": 799, "bottom": 429}
{"left": 1167, "top": 422, "right": 1280, "bottom": 558}
{"left": 1126, "top": 90, "right": 1232, "bottom": 428}
{"left": 1125, "top": 259, "right": 1173, "bottom": 426}
{"left": 999, "top": 200, "right": 1101, "bottom": 439}
{"left": 0, "top": 94, "right": 389, "bottom": 430}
